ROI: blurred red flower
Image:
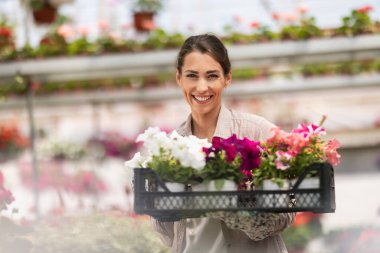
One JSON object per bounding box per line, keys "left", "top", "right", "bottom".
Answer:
{"left": 250, "top": 21, "right": 260, "bottom": 29}
{"left": 357, "top": 5, "right": 373, "bottom": 14}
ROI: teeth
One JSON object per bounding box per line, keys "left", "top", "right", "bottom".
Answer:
{"left": 194, "top": 96, "right": 211, "bottom": 101}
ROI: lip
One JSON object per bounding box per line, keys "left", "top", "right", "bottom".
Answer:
{"left": 192, "top": 95, "right": 214, "bottom": 104}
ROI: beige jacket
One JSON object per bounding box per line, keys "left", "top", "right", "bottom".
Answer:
{"left": 152, "top": 105, "right": 295, "bottom": 253}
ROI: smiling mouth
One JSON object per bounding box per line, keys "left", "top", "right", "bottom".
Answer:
{"left": 193, "top": 95, "right": 213, "bottom": 102}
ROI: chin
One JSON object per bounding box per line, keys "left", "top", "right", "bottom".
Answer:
{"left": 191, "top": 104, "right": 218, "bottom": 115}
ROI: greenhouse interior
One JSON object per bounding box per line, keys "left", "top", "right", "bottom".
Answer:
{"left": 1, "top": 0, "right": 380, "bottom": 252}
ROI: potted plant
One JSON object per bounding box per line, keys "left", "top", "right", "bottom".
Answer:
{"left": 125, "top": 127, "right": 208, "bottom": 186}
{"left": 251, "top": 116, "right": 341, "bottom": 189}
{"left": 0, "top": 124, "right": 29, "bottom": 162}
{"left": 338, "top": 5, "right": 374, "bottom": 36}
{"left": 201, "top": 134, "right": 262, "bottom": 191}
{"left": 132, "top": 0, "right": 163, "bottom": 32}
{"left": 0, "top": 19, "right": 14, "bottom": 50}
{"left": 30, "top": 0, "right": 58, "bottom": 24}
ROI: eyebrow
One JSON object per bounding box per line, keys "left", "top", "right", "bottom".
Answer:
{"left": 206, "top": 70, "right": 220, "bottom": 74}
{"left": 184, "top": 70, "right": 221, "bottom": 74}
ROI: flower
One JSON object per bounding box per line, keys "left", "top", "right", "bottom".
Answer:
{"left": 250, "top": 21, "right": 260, "bottom": 29}
{"left": 128, "top": 127, "right": 211, "bottom": 184}
{"left": 128, "top": 119, "right": 340, "bottom": 189}
{"left": 124, "top": 152, "right": 145, "bottom": 169}
{"left": 275, "top": 150, "right": 292, "bottom": 170}
{"left": 57, "top": 24, "right": 74, "bottom": 39}
{"left": 89, "top": 131, "right": 140, "bottom": 160}
{"left": 202, "top": 134, "right": 262, "bottom": 183}
{"left": 0, "top": 27, "right": 12, "bottom": 38}
{"left": 78, "top": 26, "right": 90, "bottom": 37}
{"left": 271, "top": 12, "right": 281, "bottom": 21}
{"left": 236, "top": 137, "right": 262, "bottom": 177}
{"left": 283, "top": 13, "right": 298, "bottom": 23}
{"left": 252, "top": 117, "right": 341, "bottom": 188}
{"left": 357, "top": 5, "right": 373, "bottom": 14}
{"left": 291, "top": 123, "right": 326, "bottom": 138}
{"left": 323, "top": 139, "right": 341, "bottom": 166}
{"left": 0, "top": 171, "right": 14, "bottom": 210}
{"left": 0, "top": 124, "right": 29, "bottom": 161}
{"left": 98, "top": 20, "right": 109, "bottom": 31}
{"left": 297, "top": 5, "right": 309, "bottom": 15}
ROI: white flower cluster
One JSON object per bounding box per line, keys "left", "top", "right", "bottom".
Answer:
{"left": 124, "top": 127, "right": 211, "bottom": 170}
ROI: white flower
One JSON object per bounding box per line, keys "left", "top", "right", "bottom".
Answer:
{"left": 137, "top": 127, "right": 172, "bottom": 156}
{"left": 136, "top": 127, "right": 162, "bottom": 143}
{"left": 168, "top": 134, "right": 211, "bottom": 170}
{"left": 169, "top": 130, "right": 182, "bottom": 141}
{"left": 132, "top": 127, "right": 211, "bottom": 172}
{"left": 124, "top": 152, "right": 144, "bottom": 169}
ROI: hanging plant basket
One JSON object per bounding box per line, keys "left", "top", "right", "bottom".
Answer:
{"left": 133, "top": 12, "right": 155, "bottom": 32}
{"left": 32, "top": 3, "right": 57, "bottom": 24}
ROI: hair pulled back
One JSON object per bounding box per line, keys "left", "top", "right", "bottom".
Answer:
{"left": 176, "top": 34, "right": 231, "bottom": 76}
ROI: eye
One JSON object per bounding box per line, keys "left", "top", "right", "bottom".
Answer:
{"left": 186, "top": 73, "right": 198, "bottom": 79}
{"left": 207, "top": 74, "right": 219, "bottom": 80}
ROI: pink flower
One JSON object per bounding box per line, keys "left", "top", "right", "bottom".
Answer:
{"left": 286, "top": 133, "right": 310, "bottom": 156}
{"left": 297, "top": 5, "right": 309, "bottom": 14}
{"left": 275, "top": 151, "right": 292, "bottom": 170}
{"left": 57, "top": 24, "right": 74, "bottom": 38}
{"left": 357, "top": 5, "right": 373, "bottom": 14}
{"left": 271, "top": 12, "right": 281, "bottom": 21}
{"left": 267, "top": 127, "right": 288, "bottom": 146}
{"left": 292, "top": 123, "right": 326, "bottom": 138}
{"left": 78, "top": 26, "right": 90, "bottom": 37}
{"left": 98, "top": 20, "right": 109, "bottom": 31}
{"left": 283, "top": 12, "right": 297, "bottom": 23}
{"left": 250, "top": 21, "right": 260, "bottom": 29}
{"left": 0, "top": 171, "right": 14, "bottom": 210}
{"left": 323, "top": 139, "right": 341, "bottom": 166}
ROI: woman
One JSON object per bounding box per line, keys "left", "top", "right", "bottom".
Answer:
{"left": 152, "top": 34, "right": 295, "bottom": 253}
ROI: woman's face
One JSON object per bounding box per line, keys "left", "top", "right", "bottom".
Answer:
{"left": 176, "top": 51, "right": 231, "bottom": 116}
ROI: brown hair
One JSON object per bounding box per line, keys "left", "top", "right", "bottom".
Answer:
{"left": 176, "top": 34, "right": 231, "bottom": 76}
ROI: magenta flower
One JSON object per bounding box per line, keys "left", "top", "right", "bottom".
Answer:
{"left": 206, "top": 135, "right": 238, "bottom": 163}
{"left": 203, "top": 135, "right": 262, "bottom": 181}
{"left": 292, "top": 123, "right": 326, "bottom": 138}
{"left": 236, "top": 137, "right": 262, "bottom": 177}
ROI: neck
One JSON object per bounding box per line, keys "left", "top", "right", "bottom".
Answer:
{"left": 191, "top": 105, "right": 221, "bottom": 142}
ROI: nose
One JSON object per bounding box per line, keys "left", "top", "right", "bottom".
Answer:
{"left": 195, "top": 79, "right": 208, "bottom": 93}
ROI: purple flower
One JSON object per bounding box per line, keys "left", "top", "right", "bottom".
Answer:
{"left": 236, "top": 137, "right": 262, "bottom": 177}
{"left": 207, "top": 135, "right": 238, "bottom": 163}
{"left": 203, "top": 135, "right": 262, "bottom": 180}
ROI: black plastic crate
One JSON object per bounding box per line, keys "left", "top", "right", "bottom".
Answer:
{"left": 133, "top": 163, "right": 335, "bottom": 221}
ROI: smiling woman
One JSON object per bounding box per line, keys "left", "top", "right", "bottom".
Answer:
{"left": 175, "top": 35, "right": 232, "bottom": 142}
{"left": 151, "top": 33, "right": 295, "bottom": 253}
